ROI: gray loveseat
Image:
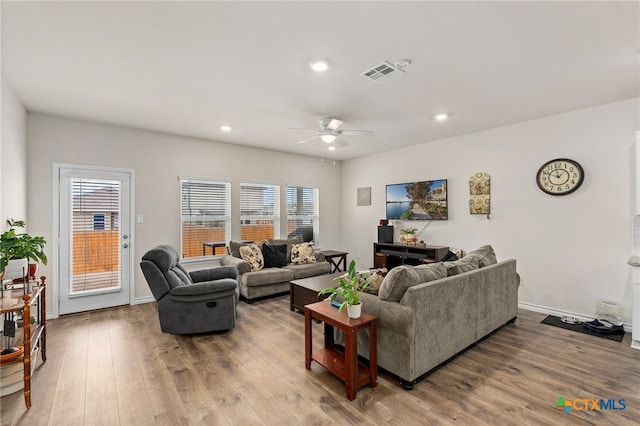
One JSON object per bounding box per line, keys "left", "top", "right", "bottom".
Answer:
{"left": 337, "top": 246, "right": 519, "bottom": 389}
{"left": 220, "top": 236, "right": 331, "bottom": 303}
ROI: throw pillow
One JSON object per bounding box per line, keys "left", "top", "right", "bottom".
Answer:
{"left": 268, "top": 234, "right": 303, "bottom": 262}
{"left": 239, "top": 243, "right": 264, "bottom": 271}
{"left": 360, "top": 268, "right": 387, "bottom": 295}
{"left": 442, "top": 256, "right": 480, "bottom": 276}
{"left": 290, "top": 242, "right": 316, "bottom": 264}
{"left": 466, "top": 245, "right": 497, "bottom": 267}
{"left": 261, "top": 244, "right": 288, "bottom": 268}
{"left": 229, "top": 240, "right": 249, "bottom": 258}
{"left": 378, "top": 264, "right": 447, "bottom": 302}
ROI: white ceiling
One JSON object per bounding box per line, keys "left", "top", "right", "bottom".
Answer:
{"left": 2, "top": 1, "right": 639, "bottom": 160}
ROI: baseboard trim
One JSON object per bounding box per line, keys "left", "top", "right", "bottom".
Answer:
{"left": 134, "top": 296, "right": 155, "bottom": 305}
{"left": 518, "top": 302, "right": 631, "bottom": 332}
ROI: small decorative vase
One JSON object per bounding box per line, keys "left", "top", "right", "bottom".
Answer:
{"left": 347, "top": 302, "right": 362, "bottom": 319}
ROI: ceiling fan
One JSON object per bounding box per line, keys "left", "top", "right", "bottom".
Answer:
{"left": 289, "top": 118, "right": 374, "bottom": 147}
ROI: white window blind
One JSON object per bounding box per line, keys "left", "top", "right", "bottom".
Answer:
{"left": 180, "top": 178, "right": 231, "bottom": 258}
{"left": 240, "top": 182, "right": 280, "bottom": 242}
{"left": 286, "top": 186, "right": 318, "bottom": 243}
{"left": 71, "top": 178, "right": 121, "bottom": 293}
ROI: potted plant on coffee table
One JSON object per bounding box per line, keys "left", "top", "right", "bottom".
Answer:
{"left": 318, "top": 260, "right": 370, "bottom": 319}
{"left": 0, "top": 219, "right": 48, "bottom": 281}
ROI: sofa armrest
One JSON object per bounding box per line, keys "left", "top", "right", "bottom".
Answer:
{"left": 359, "top": 292, "right": 415, "bottom": 339}
{"left": 170, "top": 278, "right": 237, "bottom": 297}
{"left": 220, "top": 255, "right": 252, "bottom": 276}
{"left": 314, "top": 251, "right": 325, "bottom": 262}
{"left": 190, "top": 265, "right": 237, "bottom": 283}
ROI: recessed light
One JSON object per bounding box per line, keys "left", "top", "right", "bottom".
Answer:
{"left": 309, "top": 59, "right": 330, "bottom": 72}
{"left": 433, "top": 113, "right": 449, "bottom": 121}
{"left": 220, "top": 125, "right": 232, "bottom": 132}
{"left": 328, "top": 146, "right": 336, "bottom": 151}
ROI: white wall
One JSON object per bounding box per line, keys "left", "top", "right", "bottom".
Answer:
{"left": 27, "top": 114, "right": 342, "bottom": 312}
{"left": 1, "top": 76, "right": 27, "bottom": 226}
{"left": 341, "top": 98, "right": 639, "bottom": 323}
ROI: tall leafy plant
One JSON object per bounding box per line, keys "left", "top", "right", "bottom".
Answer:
{"left": 0, "top": 219, "right": 48, "bottom": 274}
{"left": 318, "top": 260, "right": 370, "bottom": 312}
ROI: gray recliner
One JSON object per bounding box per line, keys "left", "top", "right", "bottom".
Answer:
{"left": 140, "top": 245, "right": 239, "bottom": 334}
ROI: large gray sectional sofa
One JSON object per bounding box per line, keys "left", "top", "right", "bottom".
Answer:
{"left": 337, "top": 246, "right": 519, "bottom": 389}
{"left": 220, "top": 236, "right": 331, "bottom": 303}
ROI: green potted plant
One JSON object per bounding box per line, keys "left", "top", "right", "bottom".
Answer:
{"left": 318, "top": 260, "right": 370, "bottom": 319}
{"left": 399, "top": 227, "right": 418, "bottom": 244}
{"left": 0, "top": 219, "right": 47, "bottom": 280}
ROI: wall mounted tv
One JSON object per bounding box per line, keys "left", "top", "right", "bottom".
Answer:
{"left": 386, "top": 179, "right": 448, "bottom": 220}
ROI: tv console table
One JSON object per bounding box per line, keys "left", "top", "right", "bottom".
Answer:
{"left": 373, "top": 242, "right": 448, "bottom": 269}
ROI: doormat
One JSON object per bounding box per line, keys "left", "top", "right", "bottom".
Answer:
{"left": 541, "top": 315, "right": 624, "bottom": 342}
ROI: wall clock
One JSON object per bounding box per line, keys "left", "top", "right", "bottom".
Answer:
{"left": 536, "top": 158, "right": 584, "bottom": 196}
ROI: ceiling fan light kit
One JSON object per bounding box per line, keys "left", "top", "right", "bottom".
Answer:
{"left": 320, "top": 132, "right": 336, "bottom": 143}
{"left": 289, "top": 117, "right": 374, "bottom": 148}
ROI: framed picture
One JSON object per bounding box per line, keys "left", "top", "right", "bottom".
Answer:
{"left": 357, "top": 187, "right": 371, "bottom": 206}
{"left": 386, "top": 179, "right": 448, "bottom": 220}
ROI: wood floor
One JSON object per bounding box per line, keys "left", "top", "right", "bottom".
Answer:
{"left": 1, "top": 295, "right": 639, "bottom": 425}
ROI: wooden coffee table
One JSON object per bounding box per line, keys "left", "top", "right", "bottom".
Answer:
{"left": 289, "top": 273, "right": 342, "bottom": 313}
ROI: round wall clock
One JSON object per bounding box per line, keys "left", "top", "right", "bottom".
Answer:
{"left": 536, "top": 158, "right": 584, "bottom": 196}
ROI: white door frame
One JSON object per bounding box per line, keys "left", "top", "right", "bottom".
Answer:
{"left": 52, "top": 163, "right": 135, "bottom": 319}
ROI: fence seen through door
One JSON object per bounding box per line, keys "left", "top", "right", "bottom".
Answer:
{"left": 181, "top": 224, "right": 312, "bottom": 258}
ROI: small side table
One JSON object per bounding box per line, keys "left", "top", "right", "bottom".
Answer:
{"left": 320, "top": 250, "right": 348, "bottom": 273}
{"left": 202, "top": 241, "right": 226, "bottom": 256}
{"left": 304, "top": 300, "right": 377, "bottom": 400}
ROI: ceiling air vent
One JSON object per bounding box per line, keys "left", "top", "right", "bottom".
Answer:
{"left": 360, "top": 61, "right": 404, "bottom": 84}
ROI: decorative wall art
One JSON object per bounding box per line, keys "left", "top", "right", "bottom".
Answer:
{"left": 469, "top": 172, "right": 490, "bottom": 218}
{"left": 357, "top": 187, "right": 371, "bottom": 206}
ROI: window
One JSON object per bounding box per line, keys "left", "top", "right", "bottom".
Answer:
{"left": 240, "top": 182, "right": 280, "bottom": 242}
{"left": 286, "top": 186, "right": 318, "bottom": 243}
{"left": 92, "top": 213, "right": 106, "bottom": 231}
{"left": 180, "top": 178, "right": 231, "bottom": 258}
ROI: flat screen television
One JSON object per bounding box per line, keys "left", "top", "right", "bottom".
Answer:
{"left": 386, "top": 179, "right": 448, "bottom": 220}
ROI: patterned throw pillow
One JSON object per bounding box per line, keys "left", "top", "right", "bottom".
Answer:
{"left": 290, "top": 242, "right": 316, "bottom": 264}
{"left": 360, "top": 268, "right": 387, "bottom": 295}
{"left": 239, "top": 243, "right": 264, "bottom": 271}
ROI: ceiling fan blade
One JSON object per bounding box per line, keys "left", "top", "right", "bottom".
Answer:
{"left": 326, "top": 119, "right": 343, "bottom": 131}
{"left": 338, "top": 129, "right": 375, "bottom": 136}
{"left": 335, "top": 136, "right": 350, "bottom": 148}
{"left": 296, "top": 134, "right": 319, "bottom": 144}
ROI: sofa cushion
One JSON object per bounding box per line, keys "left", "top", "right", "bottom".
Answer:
{"left": 262, "top": 244, "right": 288, "bottom": 268}
{"left": 242, "top": 268, "right": 294, "bottom": 287}
{"left": 378, "top": 264, "right": 447, "bottom": 302}
{"left": 268, "top": 235, "right": 303, "bottom": 262}
{"left": 283, "top": 262, "right": 331, "bottom": 279}
{"left": 466, "top": 245, "right": 498, "bottom": 267}
{"left": 442, "top": 256, "right": 480, "bottom": 276}
{"left": 291, "top": 242, "right": 316, "bottom": 264}
{"left": 240, "top": 243, "right": 264, "bottom": 272}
